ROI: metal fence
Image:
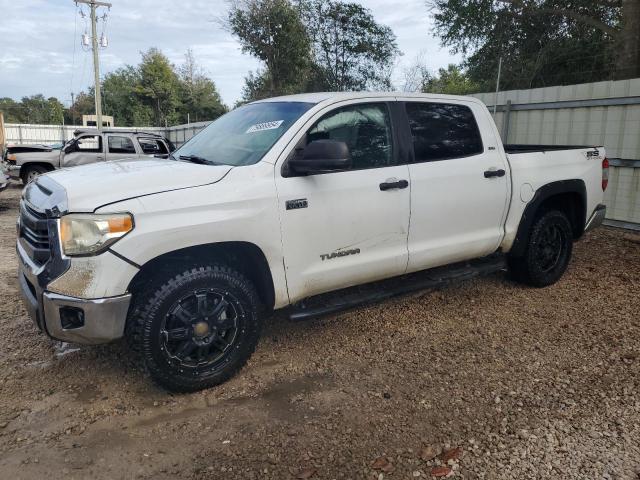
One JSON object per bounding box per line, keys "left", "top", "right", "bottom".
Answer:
{"left": 3, "top": 122, "right": 209, "bottom": 149}
{"left": 472, "top": 78, "right": 640, "bottom": 229}
{"left": 3, "top": 124, "right": 167, "bottom": 145}
{"left": 164, "top": 121, "right": 211, "bottom": 148}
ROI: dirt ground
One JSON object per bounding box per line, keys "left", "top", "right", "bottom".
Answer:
{"left": 0, "top": 183, "right": 639, "bottom": 480}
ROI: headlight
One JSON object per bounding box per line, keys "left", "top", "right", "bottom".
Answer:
{"left": 59, "top": 213, "right": 133, "bottom": 256}
{"left": 6, "top": 154, "right": 16, "bottom": 163}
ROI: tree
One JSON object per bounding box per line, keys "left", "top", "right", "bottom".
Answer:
{"left": 102, "top": 66, "right": 153, "bottom": 126}
{"left": 177, "top": 49, "right": 227, "bottom": 122}
{"left": 136, "top": 48, "right": 182, "bottom": 126}
{"left": 228, "top": 0, "right": 312, "bottom": 100}
{"left": 431, "top": 0, "right": 640, "bottom": 90}
{"left": 66, "top": 91, "right": 95, "bottom": 125}
{"left": 297, "top": 0, "right": 400, "bottom": 91}
{"left": 0, "top": 97, "right": 26, "bottom": 123}
{"left": 423, "top": 65, "right": 481, "bottom": 95}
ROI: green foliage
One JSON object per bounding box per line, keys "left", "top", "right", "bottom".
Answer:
{"left": 103, "top": 66, "right": 153, "bottom": 126}
{"left": 135, "top": 48, "right": 182, "bottom": 126}
{"left": 421, "top": 64, "right": 481, "bottom": 95}
{"left": 0, "top": 95, "right": 65, "bottom": 124}
{"left": 68, "top": 48, "right": 227, "bottom": 127}
{"left": 431, "top": 0, "right": 637, "bottom": 90}
{"left": 297, "top": 0, "right": 400, "bottom": 91}
{"left": 1, "top": 49, "right": 226, "bottom": 128}
{"left": 228, "top": 0, "right": 312, "bottom": 100}
{"left": 177, "top": 49, "right": 228, "bottom": 123}
{"left": 0, "top": 97, "right": 25, "bottom": 123}
{"left": 229, "top": 0, "right": 400, "bottom": 102}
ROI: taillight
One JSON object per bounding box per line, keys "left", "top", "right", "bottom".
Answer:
{"left": 602, "top": 157, "right": 609, "bottom": 191}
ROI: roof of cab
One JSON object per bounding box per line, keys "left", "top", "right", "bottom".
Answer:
{"left": 252, "top": 91, "right": 484, "bottom": 106}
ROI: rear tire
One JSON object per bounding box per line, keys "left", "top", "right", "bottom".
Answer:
{"left": 508, "top": 210, "right": 573, "bottom": 287}
{"left": 21, "top": 165, "right": 48, "bottom": 185}
{"left": 127, "top": 265, "right": 263, "bottom": 392}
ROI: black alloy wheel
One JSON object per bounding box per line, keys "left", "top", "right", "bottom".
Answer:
{"left": 161, "top": 289, "right": 241, "bottom": 371}
{"left": 508, "top": 210, "right": 573, "bottom": 287}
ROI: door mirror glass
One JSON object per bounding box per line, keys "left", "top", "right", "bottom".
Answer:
{"left": 289, "top": 140, "right": 351, "bottom": 175}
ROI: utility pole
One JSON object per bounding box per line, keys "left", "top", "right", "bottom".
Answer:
{"left": 70, "top": 92, "right": 75, "bottom": 125}
{"left": 493, "top": 56, "right": 503, "bottom": 116}
{"left": 75, "top": 0, "right": 111, "bottom": 131}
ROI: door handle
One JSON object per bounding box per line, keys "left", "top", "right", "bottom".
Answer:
{"left": 484, "top": 169, "right": 505, "bottom": 178}
{"left": 379, "top": 179, "right": 409, "bottom": 191}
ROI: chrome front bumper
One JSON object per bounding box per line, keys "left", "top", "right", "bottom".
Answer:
{"left": 3, "top": 164, "right": 21, "bottom": 180}
{"left": 19, "top": 268, "right": 131, "bottom": 345}
{"left": 585, "top": 204, "right": 606, "bottom": 233}
{"left": 43, "top": 292, "right": 131, "bottom": 344}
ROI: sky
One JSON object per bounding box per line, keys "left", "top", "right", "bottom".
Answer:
{"left": 0, "top": 0, "right": 461, "bottom": 108}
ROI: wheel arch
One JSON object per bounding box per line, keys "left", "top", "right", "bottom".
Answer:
{"left": 21, "top": 162, "right": 55, "bottom": 175}
{"left": 510, "top": 179, "right": 586, "bottom": 257}
{"left": 126, "top": 241, "right": 276, "bottom": 311}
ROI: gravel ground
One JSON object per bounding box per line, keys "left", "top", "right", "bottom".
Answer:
{"left": 0, "top": 183, "right": 639, "bottom": 480}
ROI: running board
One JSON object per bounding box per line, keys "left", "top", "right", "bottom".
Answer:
{"left": 288, "top": 255, "right": 507, "bottom": 322}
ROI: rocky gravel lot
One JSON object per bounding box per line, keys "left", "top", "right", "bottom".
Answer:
{"left": 0, "top": 183, "right": 639, "bottom": 480}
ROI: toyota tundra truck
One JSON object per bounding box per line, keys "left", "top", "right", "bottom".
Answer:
{"left": 16, "top": 92, "right": 608, "bottom": 392}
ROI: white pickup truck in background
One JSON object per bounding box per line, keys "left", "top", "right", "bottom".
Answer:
{"left": 16, "top": 92, "right": 608, "bottom": 391}
{"left": 4, "top": 129, "right": 174, "bottom": 184}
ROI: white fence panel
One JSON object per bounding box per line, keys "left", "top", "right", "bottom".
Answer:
{"left": 4, "top": 124, "right": 168, "bottom": 146}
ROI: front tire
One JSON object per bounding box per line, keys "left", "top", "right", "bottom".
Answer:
{"left": 508, "top": 210, "right": 573, "bottom": 287}
{"left": 21, "top": 165, "right": 48, "bottom": 185}
{"left": 127, "top": 265, "right": 263, "bottom": 392}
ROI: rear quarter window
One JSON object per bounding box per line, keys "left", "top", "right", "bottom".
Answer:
{"left": 405, "top": 102, "right": 483, "bottom": 162}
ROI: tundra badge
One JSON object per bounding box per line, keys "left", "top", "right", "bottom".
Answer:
{"left": 320, "top": 248, "right": 361, "bottom": 261}
{"left": 286, "top": 198, "right": 308, "bottom": 210}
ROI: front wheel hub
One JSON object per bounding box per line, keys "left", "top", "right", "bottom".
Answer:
{"left": 193, "top": 321, "right": 210, "bottom": 337}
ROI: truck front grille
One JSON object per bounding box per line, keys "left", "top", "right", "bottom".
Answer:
{"left": 19, "top": 201, "right": 51, "bottom": 266}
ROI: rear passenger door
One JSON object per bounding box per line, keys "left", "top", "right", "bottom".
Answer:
{"left": 106, "top": 135, "right": 138, "bottom": 161}
{"left": 400, "top": 100, "right": 510, "bottom": 272}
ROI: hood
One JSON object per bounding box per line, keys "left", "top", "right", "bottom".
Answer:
{"left": 42, "top": 158, "right": 232, "bottom": 211}
{"left": 9, "top": 143, "right": 56, "bottom": 153}
{"left": 16, "top": 150, "right": 60, "bottom": 164}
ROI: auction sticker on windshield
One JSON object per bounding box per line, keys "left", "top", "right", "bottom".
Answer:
{"left": 246, "top": 120, "right": 284, "bottom": 133}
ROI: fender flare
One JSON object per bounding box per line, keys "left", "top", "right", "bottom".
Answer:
{"left": 510, "top": 179, "right": 586, "bottom": 257}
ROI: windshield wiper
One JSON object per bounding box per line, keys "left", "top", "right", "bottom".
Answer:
{"left": 178, "top": 154, "right": 221, "bottom": 165}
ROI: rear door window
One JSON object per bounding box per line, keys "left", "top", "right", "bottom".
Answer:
{"left": 108, "top": 136, "right": 136, "bottom": 154}
{"left": 405, "top": 102, "right": 483, "bottom": 162}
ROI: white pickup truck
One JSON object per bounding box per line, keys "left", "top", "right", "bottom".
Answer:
{"left": 17, "top": 92, "right": 608, "bottom": 392}
{"left": 4, "top": 129, "right": 174, "bottom": 184}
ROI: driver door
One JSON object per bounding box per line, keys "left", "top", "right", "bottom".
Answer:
{"left": 276, "top": 101, "right": 411, "bottom": 303}
{"left": 63, "top": 134, "right": 104, "bottom": 167}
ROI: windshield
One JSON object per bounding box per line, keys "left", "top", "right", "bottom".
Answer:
{"left": 173, "top": 101, "right": 314, "bottom": 166}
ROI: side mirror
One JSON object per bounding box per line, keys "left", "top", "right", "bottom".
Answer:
{"left": 288, "top": 140, "right": 351, "bottom": 175}
{"left": 63, "top": 140, "right": 77, "bottom": 154}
